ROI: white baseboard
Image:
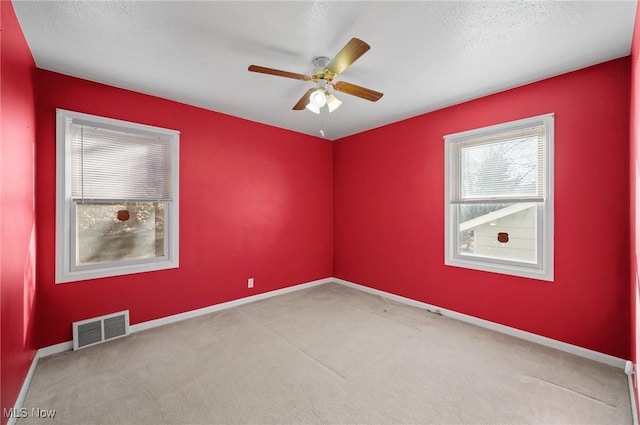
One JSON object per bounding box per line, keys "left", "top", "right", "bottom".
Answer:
{"left": 333, "top": 277, "right": 627, "bottom": 369}
{"left": 21, "top": 277, "right": 333, "bottom": 361}
{"left": 29, "top": 276, "right": 632, "bottom": 367}
{"left": 6, "top": 353, "right": 38, "bottom": 425}
{"left": 6, "top": 339, "right": 75, "bottom": 425}
{"left": 130, "top": 277, "right": 332, "bottom": 333}
{"left": 14, "top": 275, "right": 632, "bottom": 424}
{"left": 629, "top": 371, "right": 639, "bottom": 425}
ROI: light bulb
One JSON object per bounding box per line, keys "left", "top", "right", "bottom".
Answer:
{"left": 309, "top": 89, "right": 326, "bottom": 108}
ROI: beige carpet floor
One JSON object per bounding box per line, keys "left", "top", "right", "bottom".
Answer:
{"left": 17, "top": 282, "right": 632, "bottom": 424}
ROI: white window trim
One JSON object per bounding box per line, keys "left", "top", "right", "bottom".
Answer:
{"left": 55, "top": 109, "right": 179, "bottom": 283}
{"left": 444, "top": 113, "right": 554, "bottom": 282}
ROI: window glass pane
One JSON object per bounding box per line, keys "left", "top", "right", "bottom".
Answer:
{"left": 75, "top": 202, "right": 165, "bottom": 266}
{"left": 459, "top": 135, "right": 540, "bottom": 199}
{"left": 457, "top": 203, "right": 537, "bottom": 264}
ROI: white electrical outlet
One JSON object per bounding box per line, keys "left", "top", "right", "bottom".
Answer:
{"left": 248, "top": 278, "right": 254, "bottom": 288}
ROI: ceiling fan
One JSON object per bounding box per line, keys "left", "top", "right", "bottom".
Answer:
{"left": 248, "top": 38, "right": 383, "bottom": 114}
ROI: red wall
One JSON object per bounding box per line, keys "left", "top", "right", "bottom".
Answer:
{"left": 34, "top": 70, "right": 333, "bottom": 348}
{"left": 1, "top": 1, "right": 38, "bottom": 421}
{"left": 334, "top": 58, "right": 631, "bottom": 358}
{"left": 630, "top": 0, "right": 640, "bottom": 406}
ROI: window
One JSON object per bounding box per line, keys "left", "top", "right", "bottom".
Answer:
{"left": 444, "top": 114, "right": 553, "bottom": 281}
{"left": 56, "top": 109, "right": 179, "bottom": 283}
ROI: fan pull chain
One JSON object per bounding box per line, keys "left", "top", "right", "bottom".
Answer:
{"left": 319, "top": 110, "right": 325, "bottom": 138}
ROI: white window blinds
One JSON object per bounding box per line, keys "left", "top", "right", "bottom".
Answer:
{"left": 450, "top": 124, "right": 546, "bottom": 202}
{"left": 70, "top": 123, "right": 173, "bottom": 201}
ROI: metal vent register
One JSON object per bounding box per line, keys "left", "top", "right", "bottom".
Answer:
{"left": 72, "top": 310, "right": 130, "bottom": 350}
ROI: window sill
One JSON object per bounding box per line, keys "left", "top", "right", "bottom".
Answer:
{"left": 445, "top": 257, "right": 554, "bottom": 282}
{"left": 55, "top": 259, "right": 178, "bottom": 284}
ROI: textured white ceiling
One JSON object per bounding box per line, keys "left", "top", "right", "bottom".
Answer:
{"left": 13, "top": 1, "right": 637, "bottom": 140}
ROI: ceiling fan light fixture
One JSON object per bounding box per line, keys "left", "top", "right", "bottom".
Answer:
{"left": 305, "top": 103, "right": 321, "bottom": 114}
{"left": 326, "top": 93, "right": 342, "bottom": 113}
{"left": 309, "top": 89, "right": 327, "bottom": 108}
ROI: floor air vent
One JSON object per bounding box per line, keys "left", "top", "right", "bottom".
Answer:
{"left": 72, "top": 310, "right": 130, "bottom": 350}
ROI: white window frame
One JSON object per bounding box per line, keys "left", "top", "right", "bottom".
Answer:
{"left": 444, "top": 113, "right": 554, "bottom": 282}
{"left": 56, "top": 109, "right": 179, "bottom": 283}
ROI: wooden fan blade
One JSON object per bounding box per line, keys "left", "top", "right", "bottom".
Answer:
{"left": 293, "top": 88, "right": 315, "bottom": 110}
{"left": 248, "top": 65, "right": 312, "bottom": 81}
{"left": 332, "top": 81, "right": 383, "bottom": 102}
{"left": 325, "top": 38, "right": 370, "bottom": 77}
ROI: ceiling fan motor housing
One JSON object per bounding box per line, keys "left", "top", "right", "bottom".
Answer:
{"left": 313, "top": 56, "right": 331, "bottom": 71}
